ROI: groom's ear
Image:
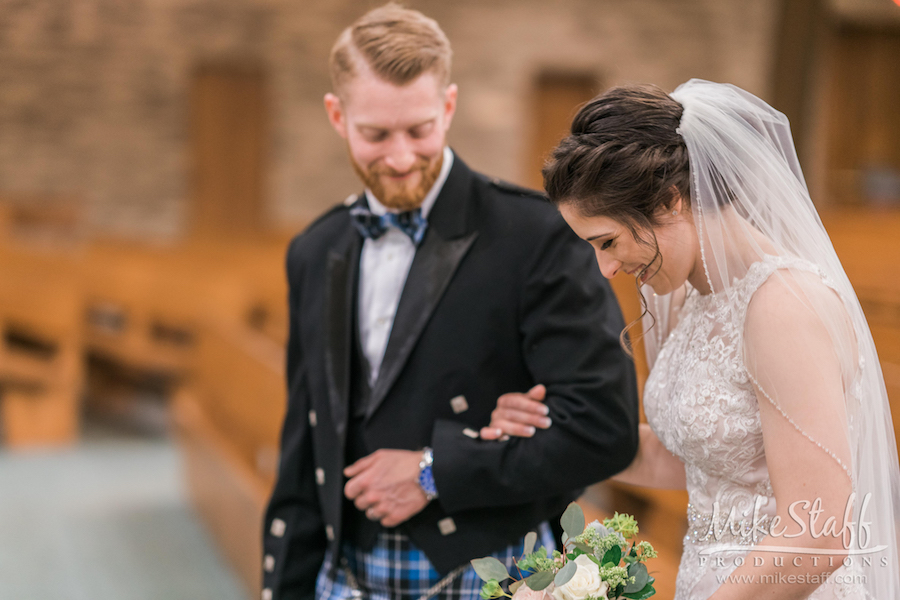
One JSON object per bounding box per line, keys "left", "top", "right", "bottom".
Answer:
{"left": 324, "top": 93, "right": 347, "bottom": 139}
{"left": 441, "top": 83, "right": 458, "bottom": 131}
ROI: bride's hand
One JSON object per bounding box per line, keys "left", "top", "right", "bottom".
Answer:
{"left": 479, "top": 384, "right": 552, "bottom": 440}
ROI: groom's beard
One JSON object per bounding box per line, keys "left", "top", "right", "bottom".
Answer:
{"left": 350, "top": 151, "right": 443, "bottom": 212}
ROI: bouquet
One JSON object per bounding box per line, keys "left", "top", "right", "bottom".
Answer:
{"left": 471, "top": 503, "right": 657, "bottom": 600}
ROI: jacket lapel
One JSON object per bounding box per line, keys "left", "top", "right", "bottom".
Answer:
{"left": 324, "top": 230, "right": 361, "bottom": 439}
{"left": 366, "top": 155, "right": 479, "bottom": 420}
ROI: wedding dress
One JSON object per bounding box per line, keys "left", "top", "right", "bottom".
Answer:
{"left": 639, "top": 80, "right": 900, "bottom": 599}
{"left": 644, "top": 255, "right": 866, "bottom": 599}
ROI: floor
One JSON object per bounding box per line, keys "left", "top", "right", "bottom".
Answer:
{"left": 0, "top": 418, "right": 248, "bottom": 600}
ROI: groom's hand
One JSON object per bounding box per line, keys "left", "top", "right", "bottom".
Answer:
{"left": 343, "top": 449, "right": 429, "bottom": 528}
{"left": 480, "top": 384, "right": 552, "bottom": 440}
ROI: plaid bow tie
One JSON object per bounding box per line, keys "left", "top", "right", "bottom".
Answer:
{"left": 350, "top": 206, "right": 428, "bottom": 246}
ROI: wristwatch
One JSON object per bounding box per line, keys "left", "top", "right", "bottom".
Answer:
{"left": 417, "top": 447, "right": 438, "bottom": 501}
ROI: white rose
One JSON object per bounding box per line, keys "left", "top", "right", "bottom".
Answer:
{"left": 551, "top": 555, "right": 609, "bottom": 600}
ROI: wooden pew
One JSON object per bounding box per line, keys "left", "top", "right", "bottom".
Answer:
{"left": 173, "top": 315, "right": 285, "bottom": 595}
{"left": 78, "top": 235, "right": 291, "bottom": 591}
{"left": 823, "top": 209, "right": 900, "bottom": 455}
{"left": 0, "top": 197, "right": 86, "bottom": 447}
{"left": 0, "top": 245, "right": 84, "bottom": 446}
{"left": 81, "top": 238, "right": 288, "bottom": 379}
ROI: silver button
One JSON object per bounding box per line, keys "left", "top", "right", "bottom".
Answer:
{"left": 325, "top": 524, "right": 335, "bottom": 541}
{"left": 308, "top": 410, "right": 317, "bottom": 427}
{"left": 438, "top": 517, "right": 457, "bottom": 535}
{"left": 315, "top": 468, "right": 325, "bottom": 485}
{"left": 270, "top": 518, "right": 286, "bottom": 537}
{"left": 462, "top": 428, "right": 480, "bottom": 439}
{"left": 262, "top": 589, "right": 273, "bottom": 600}
{"left": 264, "top": 554, "right": 275, "bottom": 572}
{"left": 450, "top": 395, "right": 469, "bottom": 414}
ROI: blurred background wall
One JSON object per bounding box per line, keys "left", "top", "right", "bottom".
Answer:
{"left": 0, "top": 1, "right": 898, "bottom": 599}
{"left": 0, "top": 0, "right": 782, "bottom": 240}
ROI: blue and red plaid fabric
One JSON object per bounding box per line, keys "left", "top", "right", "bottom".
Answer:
{"left": 316, "top": 523, "right": 555, "bottom": 600}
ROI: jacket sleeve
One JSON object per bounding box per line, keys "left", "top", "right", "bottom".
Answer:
{"left": 262, "top": 237, "right": 326, "bottom": 600}
{"left": 431, "top": 217, "right": 640, "bottom": 512}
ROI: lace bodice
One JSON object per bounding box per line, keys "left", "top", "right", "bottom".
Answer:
{"left": 644, "top": 258, "right": 781, "bottom": 522}
{"left": 644, "top": 255, "right": 863, "bottom": 599}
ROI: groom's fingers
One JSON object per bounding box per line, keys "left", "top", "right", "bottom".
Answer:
{"left": 343, "top": 453, "right": 376, "bottom": 478}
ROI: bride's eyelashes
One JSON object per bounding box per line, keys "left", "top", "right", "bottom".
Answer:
{"left": 600, "top": 238, "right": 615, "bottom": 250}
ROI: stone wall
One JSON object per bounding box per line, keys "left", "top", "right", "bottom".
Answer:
{"left": 0, "top": 0, "right": 779, "bottom": 240}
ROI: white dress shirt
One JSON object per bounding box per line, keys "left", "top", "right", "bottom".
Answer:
{"left": 358, "top": 146, "right": 454, "bottom": 383}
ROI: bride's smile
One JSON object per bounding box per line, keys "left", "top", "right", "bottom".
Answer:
{"left": 558, "top": 197, "right": 706, "bottom": 296}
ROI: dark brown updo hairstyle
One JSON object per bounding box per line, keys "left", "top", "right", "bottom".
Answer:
{"left": 542, "top": 84, "right": 690, "bottom": 354}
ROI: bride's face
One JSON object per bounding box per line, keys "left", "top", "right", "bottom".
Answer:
{"left": 559, "top": 199, "right": 702, "bottom": 295}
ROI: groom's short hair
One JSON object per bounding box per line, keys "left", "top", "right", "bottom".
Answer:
{"left": 329, "top": 3, "right": 452, "bottom": 95}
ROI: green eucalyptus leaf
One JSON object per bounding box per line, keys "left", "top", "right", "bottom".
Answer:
{"left": 622, "top": 582, "right": 656, "bottom": 600}
{"left": 554, "top": 560, "right": 577, "bottom": 588}
{"left": 524, "top": 532, "right": 537, "bottom": 556}
{"left": 573, "top": 541, "right": 593, "bottom": 555}
{"left": 525, "top": 571, "right": 554, "bottom": 591}
{"left": 509, "top": 579, "right": 526, "bottom": 595}
{"left": 624, "top": 562, "right": 649, "bottom": 593}
{"left": 601, "top": 544, "right": 622, "bottom": 566}
{"left": 471, "top": 557, "right": 511, "bottom": 583}
{"left": 560, "top": 502, "right": 586, "bottom": 538}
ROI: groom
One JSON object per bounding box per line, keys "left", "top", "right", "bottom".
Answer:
{"left": 262, "top": 4, "right": 639, "bottom": 599}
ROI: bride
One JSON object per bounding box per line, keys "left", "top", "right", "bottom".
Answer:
{"left": 481, "top": 80, "right": 900, "bottom": 599}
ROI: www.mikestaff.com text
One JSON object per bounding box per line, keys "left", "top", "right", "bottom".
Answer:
{"left": 716, "top": 573, "right": 866, "bottom": 585}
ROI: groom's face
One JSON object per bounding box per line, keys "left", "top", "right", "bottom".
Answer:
{"left": 325, "top": 67, "right": 457, "bottom": 211}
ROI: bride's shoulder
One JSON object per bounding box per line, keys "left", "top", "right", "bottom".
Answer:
{"left": 743, "top": 257, "right": 853, "bottom": 352}
{"left": 752, "top": 256, "right": 843, "bottom": 307}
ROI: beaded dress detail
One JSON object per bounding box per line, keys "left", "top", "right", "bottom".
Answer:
{"left": 643, "top": 254, "right": 865, "bottom": 599}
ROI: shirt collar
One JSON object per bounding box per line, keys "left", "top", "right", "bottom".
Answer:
{"left": 365, "top": 146, "right": 454, "bottom": 219}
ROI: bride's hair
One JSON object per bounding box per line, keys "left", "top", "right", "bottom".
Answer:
{"left": 543, "top": 83, "right": 690, "bottom": 224}
{"left": 542, "top": 84, "right": 692, "bottom": 354}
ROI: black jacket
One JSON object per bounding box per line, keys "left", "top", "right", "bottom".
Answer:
{"left": 262, "top": 156, "right": 639, "bottom": 599}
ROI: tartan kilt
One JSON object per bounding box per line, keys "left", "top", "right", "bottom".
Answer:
{"left": 316, "top": 522, "right": 556, "bottom": 600}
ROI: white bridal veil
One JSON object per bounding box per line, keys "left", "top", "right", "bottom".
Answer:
{"left": 643, "top": 79, "right": 900, "bottom": 597}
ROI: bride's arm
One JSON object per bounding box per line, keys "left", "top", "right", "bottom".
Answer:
{"left": 708, "top": 275, "right": 854, "bottom": 600}
{"left": 612, "top": 423, "right": 686, "bottom": 489}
